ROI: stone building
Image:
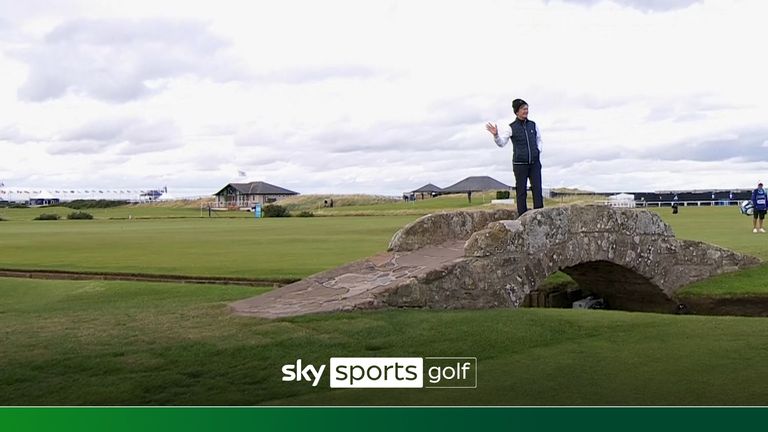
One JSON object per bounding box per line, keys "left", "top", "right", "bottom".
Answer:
{"left": 213, "top": 181, "right": 299, "bottom": 208}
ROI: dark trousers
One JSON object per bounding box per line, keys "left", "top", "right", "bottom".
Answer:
{"left": 513, "top": 159, "right": 543, "bottom": 215}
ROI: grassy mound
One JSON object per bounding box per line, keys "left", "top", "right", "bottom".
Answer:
{"left": 276, "top": 194, "right": 400, "bottom": 212}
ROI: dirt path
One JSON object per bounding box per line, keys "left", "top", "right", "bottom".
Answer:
{"left": 0, "top": 268, "right": 297, "bottom": 287}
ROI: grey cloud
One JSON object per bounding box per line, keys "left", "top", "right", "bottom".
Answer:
{"left": 0, "top": 124, "right": 45, "bottom": 143}
{"left": 636, "top": 128, "right": 768, "bottom": 162}
{"left": 48, "top": 141, "right": 114, "bottom": 155}
{"left": 545, "top": 149, "right": 627, "bottom": 168}
{"left": 0, "top": 125, "right": 28, "bottom": 142}
{"left": 644, "top": 94, "right": 747, "bottom": 123}
{"left": 313, "top": 104, "right": 493, "bottom": 155}
{"left": 548, "top": 0, "right": 702, "bottom": 12}
{"left": 317, "top": 124, "right": 465, "bottom": 154}
{"left": 229, "top": 116, "right": 499, "bottom": 179}
{"left": 13, "top": 18, "right": 247, "bottom": 102}
{"left": 49, "top": 117, "right": 182, "bottom": 155}
{"left": 118, "top": 140, "right": 183, "bottom": 156}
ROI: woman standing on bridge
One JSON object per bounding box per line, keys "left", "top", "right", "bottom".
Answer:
{"left": 485, "top": 99, "right": 543, "bottom": 216}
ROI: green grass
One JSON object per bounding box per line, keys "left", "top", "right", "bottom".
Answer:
{"left": 0, "top": 216, "right": 415, "bottom": 279}
{"left": 647, "top": 206, "right": 768, "bottom": 297}
{"left": 678, "top": 264, "right": 768, "bottom": 297}
{"left": 1, "top": 204, "right": 765, "bottom": 295}
{"left": 650, "top": 205, "right": 768, "bottom": 260}
{"left": 2, "top": 277, "right": 768, "bottom": 405}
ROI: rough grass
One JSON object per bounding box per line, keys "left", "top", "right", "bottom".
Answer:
{"left": 276, "top": 194, "right": 400, "bottom": 211}
{"left": 132, "top": 198, "right": 216, "bottom": 209}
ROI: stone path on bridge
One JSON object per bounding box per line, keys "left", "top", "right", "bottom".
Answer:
{"left": 229, "top": 240, "right": 465, "bottom": 318}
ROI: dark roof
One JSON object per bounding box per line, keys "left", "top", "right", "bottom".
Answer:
{"left": 412, "top": 183, "right": 443, "bottom": 193}
{"left": 215, "top": 181, "right": 299, "bottom": 196}
{"left": 441, "top": 176, "right": 511, "bottom": 193}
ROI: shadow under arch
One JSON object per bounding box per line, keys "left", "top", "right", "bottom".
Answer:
{"left": 555, "top": 260, "right": 679, "bottom": 312}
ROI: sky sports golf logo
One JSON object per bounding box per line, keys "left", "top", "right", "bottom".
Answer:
{"left": 282, "top": 357, "right": 477, "bottom": 389}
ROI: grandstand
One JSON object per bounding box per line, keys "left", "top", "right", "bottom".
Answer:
{"left": 551, "top": 189, "right": 754, "bottom": 207}
{"left": 0, "top": 186, "right": 169, "bottom": 205}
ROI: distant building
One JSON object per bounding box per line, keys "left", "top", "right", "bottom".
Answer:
{"left": 607, "top": 193, "right": 636, "bottom": 208}
{"left": 410, "top": 183, "right": 444, "bottom": 199}
{"left": 214, "top": 181, "right": 299, "bottom": 208}
{"left": 139, "top": 189, "right": 165, "bottom": 202}
{"left": 441, "top": 176, "right": 512, "bottom": 193}
{"left": 29, "top": 190, "right": 60, "bottom": 206}
{"left": 441, "top": 176, "right": 512, "bottom": 203}
{"left": 0, "top": 187, "right": 166, "bottom": 203}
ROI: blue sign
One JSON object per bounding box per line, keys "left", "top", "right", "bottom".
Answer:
{"left": 253, "top": 203, "right": 262, "bottom": 218}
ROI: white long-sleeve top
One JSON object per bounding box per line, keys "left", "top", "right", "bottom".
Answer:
{"left": 493, "top": 122, "right": 542, "bottom": 153}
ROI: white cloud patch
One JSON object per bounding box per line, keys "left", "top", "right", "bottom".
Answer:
{"left": 12, "top": 18, "right": 246, "bottom": 102}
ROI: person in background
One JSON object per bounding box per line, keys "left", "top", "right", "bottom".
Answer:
{"left": 751, "top": 182, "right": 767, "bottom": 233}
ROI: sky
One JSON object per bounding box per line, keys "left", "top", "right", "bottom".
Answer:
{"left": 1, "top": 0, "right": 767, "bottom": 196}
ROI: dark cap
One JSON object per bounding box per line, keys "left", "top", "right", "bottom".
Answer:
{"left": 512, "top": 99, "right": 528, "bottom": 114}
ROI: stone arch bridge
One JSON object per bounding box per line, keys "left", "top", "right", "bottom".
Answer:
{"left": 231, "top": 205, "right": 759, "bottom": 318}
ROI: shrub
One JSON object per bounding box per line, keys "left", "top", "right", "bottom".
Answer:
{"left": 262, "top": 204, "right": 290, "bottom": 217}
{"left": 496, "top": 190, "right": 511, "bottom": 199}
{"left": 34, "top": 213, "right": 60, "bottom": 221}
{"left": 65, "top": 199, "right": 127, "bottom": 210}
{"left": 8, "top": 203, "right": 29, "bottom": 209}
{"left": 297, "top": 211, "right": 315, "bottom": 217}
{"left": 67, "top": 211, "right": 94, "bottom": 220}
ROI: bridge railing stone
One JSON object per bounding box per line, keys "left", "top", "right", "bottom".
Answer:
{"left": 387, "top": 208, "right": 518, "bottom": 252}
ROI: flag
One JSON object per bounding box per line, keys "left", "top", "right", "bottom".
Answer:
{"left": 238, "top": 170, "right": 246, "bottom": 177}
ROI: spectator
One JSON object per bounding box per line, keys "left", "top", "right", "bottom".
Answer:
{"left": 751, "top": 182, "right": 767, "bottom": 233}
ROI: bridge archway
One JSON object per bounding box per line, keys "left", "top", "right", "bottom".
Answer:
{"left": 527, "top": 260, "right": 678, "bottom": 312}
{"left": 231, "top": 206, "right": 760, "bottom": 318}
{"left": 437, "top": 205, "right": 759, "bottom": 314}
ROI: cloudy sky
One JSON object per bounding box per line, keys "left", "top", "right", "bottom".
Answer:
{"left": 1, "top": 0, "right": 767, "bottom": 196}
